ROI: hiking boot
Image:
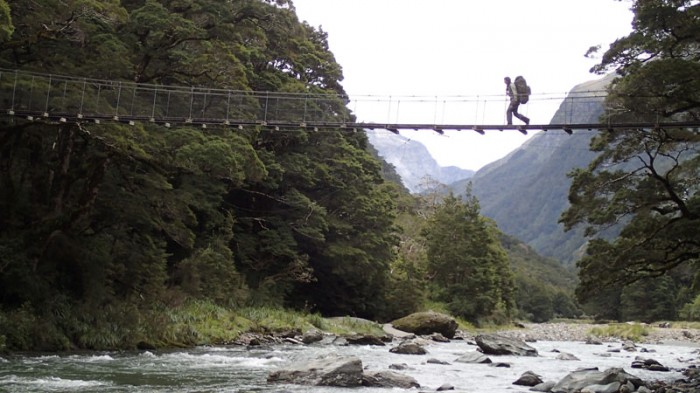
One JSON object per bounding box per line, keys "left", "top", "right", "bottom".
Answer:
{"left": 524, "top": 118, "right": 530, "bottom": 125}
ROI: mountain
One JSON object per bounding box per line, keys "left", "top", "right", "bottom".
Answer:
{"left": 367, "top": 130, "right": 474, "bottom": 193}
{"left": 367, "top": 75, "right": 613, "bottom": 265}
{"left": 455, "top": 74, "right": 615, "bottom": 265}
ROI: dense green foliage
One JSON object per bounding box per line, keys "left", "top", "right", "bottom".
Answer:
{"left": 391, "top": 187, "right": 581, "bottom": 325}
{"left": 0, "top": 0, "right": 575, "bottom": 351}
{"left": 0, "top": 0, "right": 406, "bottom": 350}
{"left": 0, "top": 0, "right": 11, "bottom": 42}
{"left": 562, "top": 0, "right": 700, "bottom": 320}
{"left": 421, "top": 191, "right": 516, "bottom": 324}
{"left": 499, "top": 234, "right": 581, "bottom": 322}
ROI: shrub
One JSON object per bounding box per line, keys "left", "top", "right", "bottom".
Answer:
{"left": 588, "top": 323, "right": 650, "bottom": 342}
{"left": 679, "top": 295, "right": 700, "bottom": 321}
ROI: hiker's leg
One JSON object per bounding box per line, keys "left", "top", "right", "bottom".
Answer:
{"left": 514, "top": 113, "right": 530, "bottom": 124}
{"left": 506, "top": 101, "right": 516, "bottom": 124}
{"left": 516, "top": 114, "right": 530, "bottom": 124}
{"left": 513, "top": 103, "right": 530, "bottom": 125}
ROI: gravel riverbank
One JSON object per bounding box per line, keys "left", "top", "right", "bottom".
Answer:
{"left": 487, "top": 322, "right": 700, "bottom": 392}
{"left": 490, "top": 322, "right": 700, "bottom": 346}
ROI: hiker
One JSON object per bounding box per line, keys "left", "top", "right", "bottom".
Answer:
{"left": 504, "top": 76, "right": 530, "bottom": 125}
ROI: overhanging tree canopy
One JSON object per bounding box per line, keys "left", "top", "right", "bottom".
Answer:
{"left": 561, "top": 0, "right": 700, "bottom": 307}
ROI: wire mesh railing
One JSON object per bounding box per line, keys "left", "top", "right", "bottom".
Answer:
{"left": 0, "top": 68, "right": 352, "bottom": 126}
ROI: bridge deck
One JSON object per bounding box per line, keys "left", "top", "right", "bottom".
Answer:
{"left": 3, "top": 109, "right": 699, "bottom": 135}
{"left": 1, "top": 69, "right": 699, "bottom": 134}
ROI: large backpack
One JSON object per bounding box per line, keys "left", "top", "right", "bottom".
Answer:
{"left": 514, "top": 76, "right": 531, "bottom": 104}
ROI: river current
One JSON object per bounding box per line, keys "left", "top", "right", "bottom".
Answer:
{"left": 0, "top": 338, "right": 697, "bottom": 392}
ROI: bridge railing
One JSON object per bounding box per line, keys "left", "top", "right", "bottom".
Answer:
{"left": 0, "top": 69, "right": 352, "bottom": 125}
{"left": 3, "top": 68, "right": 656, "bottom": 131}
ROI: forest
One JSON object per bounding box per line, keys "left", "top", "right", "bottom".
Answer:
{"left": 0, "top": 0, "right": 698, "bottom": 351}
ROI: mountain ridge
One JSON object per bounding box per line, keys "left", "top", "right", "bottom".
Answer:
{"left": 367, "top": 130, "right": 474, "bottom": 193}
{"left": 367, "top": 74, "right": 614, "bottom": 264}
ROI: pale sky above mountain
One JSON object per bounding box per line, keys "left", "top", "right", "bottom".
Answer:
{"left": 292, "top": 0, "right": 635, "bottom": 171}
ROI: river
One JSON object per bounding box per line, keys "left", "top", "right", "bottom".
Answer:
{"left": 0, "top": 338, "right": 697, "bottom": 392}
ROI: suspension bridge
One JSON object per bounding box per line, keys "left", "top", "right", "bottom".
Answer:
{"left": 0, "top": 68, "right": 697, "bottom": 135}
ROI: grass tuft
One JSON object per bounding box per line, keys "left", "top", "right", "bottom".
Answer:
{"left": 588, "top": 323, "right": 650, "bottom": 342}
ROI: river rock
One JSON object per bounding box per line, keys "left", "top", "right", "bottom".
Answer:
{"left": 389, "top": 341, "right": 427, "bottom": 355}
{"left": 622, "top": 340, "right": 637, "bottom": 351}
{"left": 580, "top": 381, "right": 620, "bottom": 393}
{"left": 390, "top": 311, "right": 458, "bottom": 339}
{"left": 283, "top": 337, "right": 303, "bottom": 345}
{"left": 531, "top": 381, "right": 556, "bottom": 392}
{"left": 556, "top": 351, "right": 580, "bottom": 361}
{"left": 274, "top": 329, "right": 301, "bottom": 338}
{"left": 475, "top": 334, "right": 538, "bottom": 356}
{"left": 301, "top": 329, "right": 324, "bottom": 344}
{"left": 430, "top": 333, "right": 450, "bottom": 342}
{"left": 389, "top": 363, "right": 409, "bottom": 370}
{"left": 550, "top": 367, "right": 643, "bottom": 393}
{"left": 454, "top": 351, "right": 492, "bottom": 364}
{"left": 236, "top": 332, "right": 271, "bottom": 346}
{"left": 345, "top": 334, "right": 386, "bottom": 346}
{"left": 513, "top": 370, "right": 543, "bottom": 386}
{"left": 383, "top": 323, "right": 415, "bottom": 339}
{"left": 647, "top": 364, "right": 671, "bottom": 372}
{"left": 331, "top": 336, "right": 348, "bottom": 346}
{"left": 362, "top": 370, "right": 420, "bottom": 388}
{"left": 631, "top": 356, "right": 669, "bottom": 371}
{"left": 267, "top": 356, "right": 363, "bottom": 387}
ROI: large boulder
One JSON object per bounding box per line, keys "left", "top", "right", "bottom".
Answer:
{"left": 267, "top": 356, "right": 363, "bottom": 387}
{"left": 550, "top": 367, "right": 643, "bottom": 393}
{"left": 475, "top": 334, "right": 538, "bottom": 356}
{"left": 390, "top": 311, "right": 458, "bottom": 339}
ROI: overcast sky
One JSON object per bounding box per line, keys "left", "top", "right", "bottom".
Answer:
{"left": 291, "top": 0, "right": 635, "bottom": 171}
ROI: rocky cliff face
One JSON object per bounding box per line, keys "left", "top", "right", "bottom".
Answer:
{"left": 367, "top": 131, "right": 474, "bottom": 193}
{"left": 463, "top": 75, "right": 615, "bottom": 264}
